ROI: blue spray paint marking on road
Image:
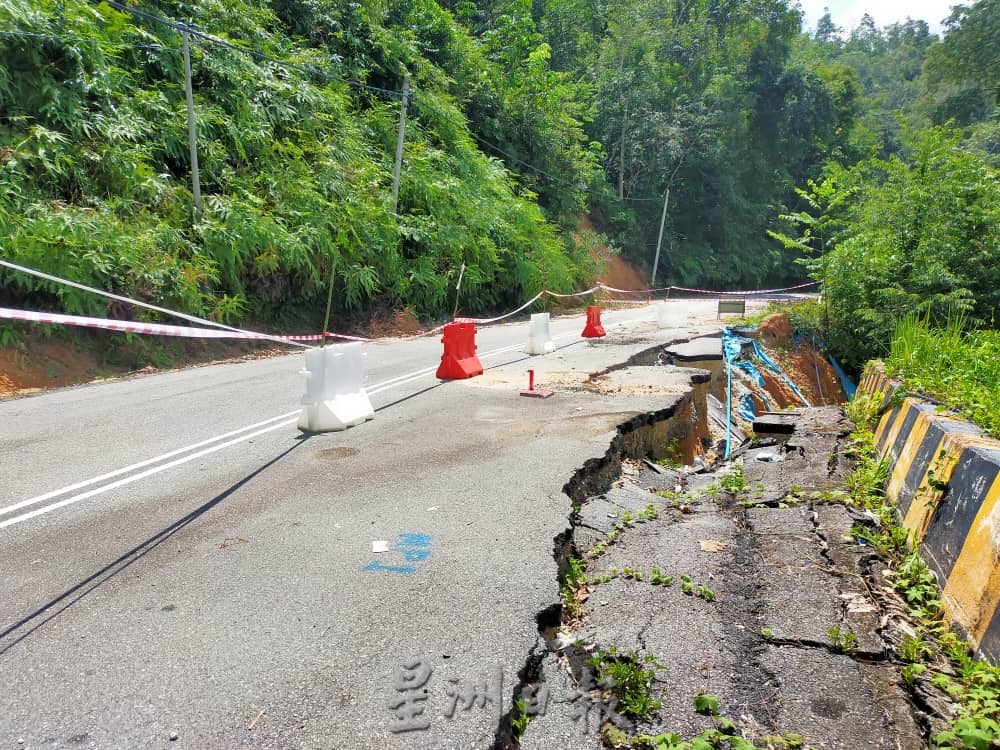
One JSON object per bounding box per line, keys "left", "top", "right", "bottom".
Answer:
{"left": 365, "top": 533, "right": 432, "bottom": 575}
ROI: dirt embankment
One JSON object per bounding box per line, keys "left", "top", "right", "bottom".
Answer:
{"left": 753, "top": 313, "right": 847, "bottom": 407}
{"left": 0, "top": 332, "right": 283, "bottom": 398}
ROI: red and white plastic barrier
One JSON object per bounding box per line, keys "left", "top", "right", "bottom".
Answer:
{"left": 581, "top": 306, "right": 606, "bottom": 338}
{"left": 435, "top": 321, "right": 483, "bottom": 380}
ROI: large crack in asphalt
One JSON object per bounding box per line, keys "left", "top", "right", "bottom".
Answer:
{"left": 506, "top": 396, "right": 936, "bottom": 748}
{"left": 492, "top": 351, "right": 699, "bottom": 749}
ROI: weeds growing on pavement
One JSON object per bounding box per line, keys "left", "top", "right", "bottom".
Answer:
{"left": 825, "top": 625, "right": 857, "bottom": 653}
{"left": 560, "top": 555, "right": 590, "bottom": 622}
{"left": 839, "top": 391, "right": 1000, "bottom": 749}
{"left": 633, "top": 693, "right": 807, "bottom": 749}
{"left": 586, "top": 648, "right": 663, "bottom": 720}
{"left": 719, "top": 465, "right": 747, "bottom": 496}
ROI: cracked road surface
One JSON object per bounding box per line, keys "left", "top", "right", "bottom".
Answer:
{"left": 521, "top": 406, "right": 927, "bottom": 749}
{"left": 1, "top": 302, "right": 930, "bottom": 749}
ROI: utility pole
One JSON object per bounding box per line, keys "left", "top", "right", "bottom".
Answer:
{"left": 650, "top": 148, "right": 689, "bottom": 287}
{"left": 650, "top": 187, "right": 669, "bottom": 287}
{"left": 617, "top": 49, "right": 627, "bottom": 200}
{"left": 391, "top": 74, "right": 410, "bottom": 214}
{"left": 182, "top": 29, "right": 202, "bottom": 222}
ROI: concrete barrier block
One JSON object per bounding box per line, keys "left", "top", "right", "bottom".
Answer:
{"left": 860, "top": 373, "right": 1000, "bottom": 661}
{"left": 656, "top": 303, "right": 687, "bottom": 329}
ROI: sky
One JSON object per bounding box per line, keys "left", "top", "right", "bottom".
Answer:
{"left": 797, "top": 0, "right": 958, "bottom": 35}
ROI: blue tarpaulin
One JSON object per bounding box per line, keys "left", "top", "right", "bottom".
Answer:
{"left": 721, "top": 326, "right": 811, "bottom": 458}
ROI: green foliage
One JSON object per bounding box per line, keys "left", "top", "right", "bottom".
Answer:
{"left": 694, "top": 692, "right": 720, "bottom": 716}
{"left": 510, "top": 697, "right": 531, "bottom": 736}
{"left": 783, "top": 126, "right": 1000, "bottom": 371}
{"left": 560, "top": 554, "right": 589, "bottom": 620}
{"left": 825, "top": 625, "right": 857, "bottom": 653}
{"left": 719, "top": 465, "right": 747, "bottom": 496}
{"left": 586, "top": 648, "right": 663, "bottom": 720}
{"left": 840, "top": 386, "right": 1000, "bottom": 750}
{"left": 636, "top": 693, "right": 806, "bottom": 749}
{"left": 0, "top": 0, "right": 600, "bottom": 327}
{"left": 531, "top": 0, "right": 860, "bottom": 288}
{"left": 886, "top": 316, "right": 1000, "bottom": 438}
{"left": 922, "top": 0, "right": 1000, "bottom": 128}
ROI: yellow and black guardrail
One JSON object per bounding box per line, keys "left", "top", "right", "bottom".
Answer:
{"left": 860, "top": 364, "right": 1000, "bottom": 661}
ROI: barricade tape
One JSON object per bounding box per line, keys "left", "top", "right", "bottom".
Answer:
{"left": 461, "top": 292, "right": 546, "bottom": 325}
{"left": 0, "top": 307, "right": 272, "bottom": 339}
{"left": 665, "top": 281, "right": 819, "bottom": 295}
{"left": 0, "top": 259, "right": 313, "bottom": 349}
{"left": 0, "top": 307, "right": 386, "bottom": 344}
{"left": 2, "top": 257, "right": 819, "bottom": 343}
{"left": 543, "top": 285, "right": 602, "bottom": 299}
{"left": 597, "top": 298, "right": 650, "bottom": 306}
{"left": 597, "top": 283, "right": 672, "bottom": 295}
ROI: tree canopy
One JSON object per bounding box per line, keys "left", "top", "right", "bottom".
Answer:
{"left": 0, "top": 0, "right": 996, "bottom": 349}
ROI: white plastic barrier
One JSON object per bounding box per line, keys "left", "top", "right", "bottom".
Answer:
{"left": 525, "top": 312, "right": 556, "bottom": 355}
{"left": 298, "top": 342, "right": 375, "bottom": 432}
{"left": 657, "top": 302, "right": 688, "bottom": 329}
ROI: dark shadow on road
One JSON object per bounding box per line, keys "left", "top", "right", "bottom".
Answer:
{"left": 373, "top": 382, "right": 443, "bottom": 412}
{"left": 0, "top": 435, "right": 311, "bottom": 657}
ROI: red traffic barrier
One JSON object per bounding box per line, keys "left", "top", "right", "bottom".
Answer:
{"left": 436, "top": 321, "right": 484, "bottom": 380}
{"left": 581, "top": 306, "right": 606, "bottom": 338}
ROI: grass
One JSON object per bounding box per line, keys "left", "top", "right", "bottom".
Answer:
{"left": 886, "top": 315, "right": 1000, "bottom": 438}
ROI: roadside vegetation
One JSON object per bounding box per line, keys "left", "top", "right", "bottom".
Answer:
{"left": 842, "top": 395, "right": 1000, "bottom": 750}
{"left": 885, "top": 316, "right": 1000, "bottom": 439}
{"left": 6, "top": 0, "right": 997, "bottom": 356}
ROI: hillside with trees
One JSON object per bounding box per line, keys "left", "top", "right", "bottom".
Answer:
{"left": 0, "top": 0, "right": 997, "bottom": 369}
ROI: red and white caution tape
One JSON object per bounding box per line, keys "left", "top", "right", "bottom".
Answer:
{"left": 0, "top": 259, "right": 313, "bottom": 349}
{"left": 666, "top": 280, "right": 820, "bottom": 295}
{"left": 597, "top": 283, "right": 671, "bottom": 295}
{"left": 0, "top": 307, "right": 383, "bottom": 344}
{"left": 544, "top": 285, "right": 602, "bottom": 299}
{"left": 2, "top": 257, "right": 819, "bottom": 343}
{"left": 597, "top": 281, "right": 819, "bottom": 296}
{"left": 0, "top": 307, "right": 270, "bottom": 339}
{"left": 463, "top": 292, "right": 546, "bottom": 325}
{"left": 598, "top": 298, "right": 649, "bottom": 305}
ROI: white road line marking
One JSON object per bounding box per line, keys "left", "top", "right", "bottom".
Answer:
{"left": 0, "top": 417, "right": 300, "bottom": 529}
{"left": 0, "top": 343, "right": 527, "bottom": 528}
{"left": 0, "top": 411, "right": 300, "bottom": 519}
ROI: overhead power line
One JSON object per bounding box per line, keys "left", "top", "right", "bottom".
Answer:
{"left": 100, "top": 0, "right": 409, "bottom": 99}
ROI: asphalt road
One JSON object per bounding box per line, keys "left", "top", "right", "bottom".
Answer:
{"left": 0, "top": 299, "right": 746, "bottom": 749}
